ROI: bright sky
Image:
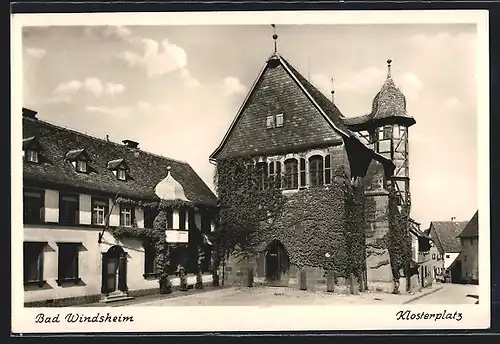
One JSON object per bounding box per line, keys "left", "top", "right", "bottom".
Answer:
{"left": 22, "top": 24, "right": 477, "bottom": 229}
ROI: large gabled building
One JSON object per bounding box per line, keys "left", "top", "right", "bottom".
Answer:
{"left": 22, "top": 108, "right": 217, "bottom": 306}
{"left": 210, "top": 39, "right": 417, "bottom": 292}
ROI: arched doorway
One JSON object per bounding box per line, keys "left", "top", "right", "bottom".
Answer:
{"left": 265, "top": 240, "right": 290, "bottom": 285}
{"left": 101, "top": 245, "right": 128, "bottom": 295}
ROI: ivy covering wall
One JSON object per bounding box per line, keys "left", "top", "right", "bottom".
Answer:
{"left": 108, "top": 198, "right": 217, "bottom": 294}
{"left": 213, "top": 156, "right": 368, "bottom": 284}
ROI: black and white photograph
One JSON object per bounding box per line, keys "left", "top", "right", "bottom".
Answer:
{"left": 11, "top": 10, "right": 490, "bottom": 333}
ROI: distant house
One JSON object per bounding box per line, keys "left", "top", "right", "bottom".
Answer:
{"left": 409, "top": 220, "right": 433, "bottom": 288}
{"left": 456, "top": 211, "right": 479, "bottom": 284}
{"left": 427, "top": 220, "right": 468, "bottom": 283}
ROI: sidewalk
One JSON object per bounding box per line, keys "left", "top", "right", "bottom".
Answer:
{"left": 79, "top": 285, "right": 232, "bottom": 307}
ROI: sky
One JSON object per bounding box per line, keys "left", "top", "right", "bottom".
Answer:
{"left": 22, "top": 23, "right": 478, "bottom": 229}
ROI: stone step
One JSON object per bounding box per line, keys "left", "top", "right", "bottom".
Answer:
{"left": 99, "top": 293, "right": 135, "bottom": 303}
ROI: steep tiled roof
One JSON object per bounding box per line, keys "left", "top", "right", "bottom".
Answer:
{"left": 210, "top": 53, "right": 393, "bottom": 171}
{"left": 428, "top": 221, "right": 468, "bottom": 254}
{"left": 23, "top": 116, "right": 217, "bottom": 206}
{"left": 458, "top": 211, "right": 479, "bottom": 238}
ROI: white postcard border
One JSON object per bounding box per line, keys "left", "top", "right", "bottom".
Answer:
{"left": 11, "top": 9, "right": 490, "bottom": 333}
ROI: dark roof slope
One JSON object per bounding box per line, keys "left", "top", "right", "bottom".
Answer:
{"left": 458, "top": 211, "right": 479, "bottom": 238}
{"left": 429, "top": 221, "right": 468, "bottom": 253}
{"left": 279, "top": 57, "right": 350, "bottom": 134}
{"left": 210, "top": 53, "right": 393, "bottom": 172}
{"left": 23, "top": 117, "right": 217, "bottom": 206}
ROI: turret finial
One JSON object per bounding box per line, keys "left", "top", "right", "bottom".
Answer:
{"left": 271, "top": 24, "right": 278, "bottom": 54}
{"left": 387, "top": 58, "right": 392, "bottom": 79}
{"left": 330, "top": 77, "right": 335, "bottom": 104}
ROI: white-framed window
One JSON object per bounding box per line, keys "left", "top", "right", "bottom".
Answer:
{"left": 91, "top": 198, "right": 108, "bottom": 226}
{"left": 117, "top": 169, "right": 126, "bottom": 181}
{"left": 266, "top": 115, "right": 274, "bottom": 129}
{"left": 120, "top": 206, "right": 133, "bottom": 227}
{"left": 76, "top": 160, "right": 87, "bottom": 173}
{"left": 276, "top": 113, "right": 284, "bottom": 127}
{"left": 393, "top": 125, "right": 401, "bottom": 139}
{"left": 26, "top": 149, "right": 39, "bottom": 163}
{"left": 378, "top": 127, "right": 384, "bottom": 140}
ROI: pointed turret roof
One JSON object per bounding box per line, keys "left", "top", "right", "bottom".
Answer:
{"left": 154, "top": 166, "right": 190, "bottom": 202}
{"left": 344, "top": 59, "right": 416, "bottom": 131}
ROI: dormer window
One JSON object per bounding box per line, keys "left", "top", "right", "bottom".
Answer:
{"left": 117, "top": 169, "right": 126, "bottom": 181}
{"left": 26, "top": 150, "right": 39, "bottom": 163}
{"left": 23, "top": 136, "right": 42, "bottom": 164}
{"left": 107, "top": 158, "right": 129, "bottom": 181}
{"left": 76, "top": 160, "right": 87, "bottom": 173}
{"left": 65, "top": 149, "right": 91, "bottom": 174}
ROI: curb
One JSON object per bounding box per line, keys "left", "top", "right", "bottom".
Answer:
{"left": 403, "top": 286, "right": 443, "bottom": 304}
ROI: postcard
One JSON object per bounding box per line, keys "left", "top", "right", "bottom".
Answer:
{"left": 11, "top": 9, "right": 490, "bottom": 333}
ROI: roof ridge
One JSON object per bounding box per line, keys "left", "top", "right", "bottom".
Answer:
{"left": 25, "top": 117, "right": 190, "bottom": 166}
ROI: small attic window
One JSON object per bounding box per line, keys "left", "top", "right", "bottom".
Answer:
{"left": 276, "top": 114, "right": 284, "bottom": 127}
{"left": 107, "top": 158, "right": 129, "bottom": 181}
{"left": 266, "top": 115, "right": 274, "bottom": 129}
{"left": 76, "top": 160, "right": 87, "bottom": 173}
{"left": 65, "top": 149, "right": 91, "bottom": 173}
{"left": 23, "top": 136, "right": 42, "bottom": 163}
{"left": 117, "top": 169, "right": 126, "bottom": 181}
{"left": 26, "top": 150, "right": 39, "bottom": 163}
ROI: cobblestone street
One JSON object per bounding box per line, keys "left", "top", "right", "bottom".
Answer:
{"left": 127, "top": 284, "right": 444, "bottom": 307}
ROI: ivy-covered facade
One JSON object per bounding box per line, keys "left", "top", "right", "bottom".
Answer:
{"left": 209, "top": 51, "right": 417, "bottom": 293}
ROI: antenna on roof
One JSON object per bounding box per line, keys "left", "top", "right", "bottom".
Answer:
{"left": 271, "top": 24, "right": 278, "bottom": 54}
{"left": 330, "top": 77, "right": 335, "bottom": 105}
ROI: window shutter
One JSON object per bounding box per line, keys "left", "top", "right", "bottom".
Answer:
{"left": 324, "top": 154, "right": 331, "bottom": 185}
{"left": 299, "top": 158, "right": 306, "bottom": 187}
{"left": 37, "top": 245, "right": 44, "bottom": 286}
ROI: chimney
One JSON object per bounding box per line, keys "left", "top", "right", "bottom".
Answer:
{"left": 451, "top": 217, "right": 456, "bottom": 221}
{"left": 22, "top": 108, "right": 38, "bottom": 119}
{"left": 122, "top": 139, "right": 139, "bottom": 149}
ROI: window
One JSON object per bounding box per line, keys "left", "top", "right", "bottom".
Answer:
{"left": 255, "top": 162, "right": 267, "bottom": 190}
{"left": 166, "top": 209, "right": 174, "bottom": 229}
{"left": 25, "top": 150, "right": 39, "bottom": 163}
{"left": 378, "top": 127, "right": 384, "bottom": 140}
{"left": 143, "top": 241, "right": 157, "bottom": 277}
{"left": 383, "top": 125, "right": 392, "bottom": 139}
{"left": 23, "top": 189, "right": 44, "bottom": 224}
{"left": 299, "top": 158, "right": 306, "bottom": 187}
{"left": 144, "top": 208, "right": 158, "bottom": 229}
{"left": 57, "top": 243, "right": 80, "bottom": 285}
{"left": 76, "top": 160, "right": 87, "bottom": 173}
{"left": 309, "top": 155, "right": 324, "bottom": 187}
{"left": 120, "top": 205, "right": 134, "bottom": 227}
{"left": 275, "top": 161, "right": 282, "bottom": 189}
{"left": 91, "top": 198, "right": 108, "bottom": 226}
{"left": 23, "top": 242, "right": 45, "bottom": 286}
{"left": 324, "top": 155, "right": 331, "bottom": 185}
{"left": 446, "top": 254, "right": 450, "bottom": 259}
{"left": 276, "top": 114, "right": 284, "bottom": 127}
{"left": 464, "top": 255, "right": 467, "bottom": 262}
{"left": 179, "top": 209, "right": 186, "bottom": 230}
{"left": 284, "top": 159, "right": 298, "bottom": 190}
{"left": 268, "top": 161, "right": 275, "bottom": 187}
{"left": 266, "top": 115, "right": 274, "bottom": 129}
{"left": 432, "top": 253, "right": 436, "bottom": 260}
{"left": 59, "top": 193, "right": 79, "bottom": 225}
{"left": 117, "top": 169, "right": 126, "bottom": 181}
